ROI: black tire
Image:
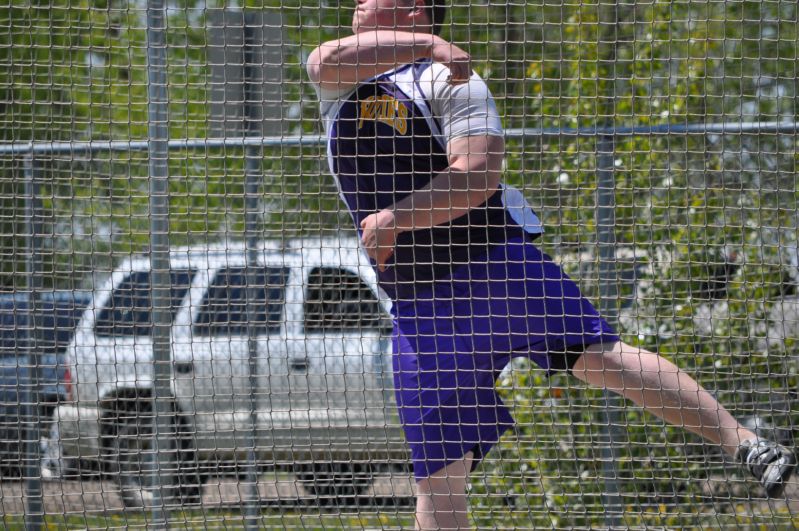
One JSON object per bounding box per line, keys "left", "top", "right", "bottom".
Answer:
{"left": 0, "top": 403, "right": 56, "bottom": 479}
{"left": 296, "top": 461, "right": 373, "bottom": 504}
{"left": 102, "top": 400, "right": 202, "bottom": 509}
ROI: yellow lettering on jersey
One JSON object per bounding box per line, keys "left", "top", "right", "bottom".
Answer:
{"left": 358, "top": 99, "right": 375, "bottom": 129}
{"left": 358, "top": 95, "right": 408, "bottom": 135}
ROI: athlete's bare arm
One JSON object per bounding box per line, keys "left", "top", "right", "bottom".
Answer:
{"left": 360, "top": 134, "right": 504, "bottom": 269}
{"left": 307, "top": 30, "right": 471, "bottom": 91}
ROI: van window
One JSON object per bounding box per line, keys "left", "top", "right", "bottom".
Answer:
{"left": 304, "top": 267, "right": 385, "bottom": 332}
{"left": 95, "top": 270, "right": 195, "bottom": 337}
{"left": 194, "top": 267, "right": 287, "bottom": 336}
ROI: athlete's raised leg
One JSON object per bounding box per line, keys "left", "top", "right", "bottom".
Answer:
{"left": 571, "top": 341, "right": 751, "bottom": 453}
{"left": 571, "top": 341, "right": 796, "bottom": 496}
{"left": 415, "top": 451, "right": 474, "bottom": 531}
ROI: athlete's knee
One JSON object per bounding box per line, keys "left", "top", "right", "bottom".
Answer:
{"left": 573, "top": 341, "right": 679, "bottom": 385}
{"left": 416, "top": 451, "right": 474, "bottom": 496}
{"left": 417, "top": 476, "right": 468, "bottom": 500}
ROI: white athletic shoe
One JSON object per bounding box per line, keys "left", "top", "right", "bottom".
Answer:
{"left": 735, "top": 438, "right": 797, "bottom": 498}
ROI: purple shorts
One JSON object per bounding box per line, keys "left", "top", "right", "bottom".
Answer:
{"left": 390, "top": 238, "right": 619, "bottom": 480}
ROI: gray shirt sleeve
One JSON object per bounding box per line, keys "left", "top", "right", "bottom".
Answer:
{"left": 307, "top": 73, "right": 357, "bottom": 125}
{"left": 418, "top": 62, "right": 504, "bottom": 143}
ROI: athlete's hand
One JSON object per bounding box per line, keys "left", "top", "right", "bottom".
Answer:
{"left": 431, "top": 37, "right": 471, "bottom": 85}
{"left": 360, "top": 210, "right": 399, "bottom": 272}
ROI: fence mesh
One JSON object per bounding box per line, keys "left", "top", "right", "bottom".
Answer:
{"left": 1, "top": 1, "right": 799, "bottom": 529}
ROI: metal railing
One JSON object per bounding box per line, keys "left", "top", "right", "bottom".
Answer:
{"left": 12, "top": 119, "right": 799, "bottom": 529}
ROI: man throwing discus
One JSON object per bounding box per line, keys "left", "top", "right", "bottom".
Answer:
{"left": 307, "top": 0, "right": 797, "bottom": 528}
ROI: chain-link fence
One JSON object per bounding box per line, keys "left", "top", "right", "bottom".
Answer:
{"left": 1, "top": 1, "right": 799, "bottom": 529}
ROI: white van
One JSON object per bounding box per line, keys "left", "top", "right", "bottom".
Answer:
{"left": 54, "top": 238, "right": 407, "bottom": 507}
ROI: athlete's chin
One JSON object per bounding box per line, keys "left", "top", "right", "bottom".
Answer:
{"left": 353, "top": 17, "right": 398, "bottom": 34}
{"left": 353, "top": 21, "right": 378, "bottom": 34}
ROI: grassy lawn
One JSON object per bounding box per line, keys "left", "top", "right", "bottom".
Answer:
{"left": 0, "top": 509, "right": 416, "bottom": 530}
{"left": 3, "top": 504, "right": 799, "bottom": 530}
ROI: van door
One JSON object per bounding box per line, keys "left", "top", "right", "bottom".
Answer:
{"left": 88, "top": 268, "right": 195, "bottom": 403}
{"left": 188, "top": 265, "right": 288, "bottom": 451}
{"left": 289, "top": 266, "right": 391, "bottom": 434}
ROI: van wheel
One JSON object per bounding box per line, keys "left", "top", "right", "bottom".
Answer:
{"left": 296, "top": 462, "right": 373, "bottom": 504}
{"left": 102, "top": 401, "right": 202, "bottom": 509}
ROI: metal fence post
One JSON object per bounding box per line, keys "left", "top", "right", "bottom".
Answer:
{"left": 242, "top": 147, "right": 263, "bottom": 528}
{"left": 243, "top": 20, "right": 264, "bottom": 529}
{"left": 240, "top": 13, "right": 283, "bottom": 526}
{"left": 23, "top": 153, "right": 43, "bottom": 531}
{"left": 145, "top": 0, "right": 173, "bottom": 527}
{"left": 596, "top": 134, "right": 626, "bottom": 526}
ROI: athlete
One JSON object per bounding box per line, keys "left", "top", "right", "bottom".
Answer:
{"left": 307, "top": 0, "right": 797, "bottom": 528}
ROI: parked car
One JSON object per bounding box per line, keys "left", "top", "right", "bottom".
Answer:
{"left": 0, "top": 291, "right": 91, "bottom": 477}
{"left": 54, "top": 238, "right": 406, "bottom": 507}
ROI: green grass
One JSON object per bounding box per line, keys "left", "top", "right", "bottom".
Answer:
{"left": 0, "top": 509, "right": 416, "bottom": 530}
{"left": 4, "top": 504, "right": 799, "bottom": 530}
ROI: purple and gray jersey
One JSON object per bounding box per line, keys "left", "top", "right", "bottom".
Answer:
{"left": 312, "top": 58, "right": 617, "bottom": 480}
{"left": 315, "top": 59, "right": 543, "bottom": 299}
